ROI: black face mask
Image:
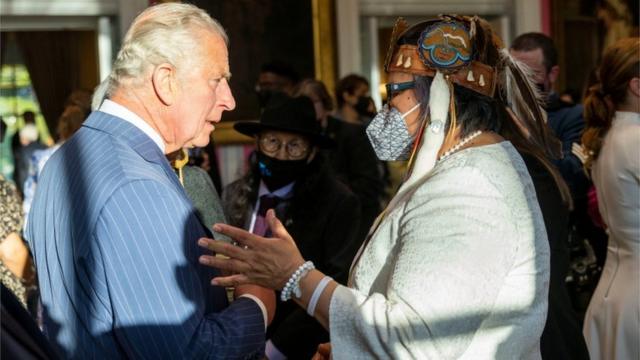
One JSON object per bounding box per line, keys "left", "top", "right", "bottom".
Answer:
{"left": 354, "top": 96, "right": 376, "bottom": 118}
{"left": 257, "top": 152, "right": 308, "bottom": 191}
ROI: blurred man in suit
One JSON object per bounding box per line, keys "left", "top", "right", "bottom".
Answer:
{"left": 510, "top": 32, "right": 590, "bottom": 360}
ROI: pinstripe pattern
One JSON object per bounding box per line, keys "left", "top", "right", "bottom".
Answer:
{"left": 25, "top": 112, "right": 265, "bottom": 359}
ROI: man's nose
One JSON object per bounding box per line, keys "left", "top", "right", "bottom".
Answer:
{"left": 218, "top": 78, "right": 236, "bottom": 111}
{"left": 275, "top": 143, "right": 289, "bottom": 160}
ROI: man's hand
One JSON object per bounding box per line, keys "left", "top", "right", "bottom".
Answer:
{"left": 235, "top": 284, "right": 276, "bottom": 325}
{"left": 571, "top": 142, "right": 588, "bottom": 165}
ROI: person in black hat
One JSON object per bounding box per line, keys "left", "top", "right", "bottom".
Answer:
{"left": 255, "top": 61, "right": 300, "bottom": 110}
{"left": 222, "top": 96, "right": 362, "bottom": 359}
{"left": 295, "top": 79, "right": 386, "bottom": 246}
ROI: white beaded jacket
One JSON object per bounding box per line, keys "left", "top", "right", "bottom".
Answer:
{"left": 329, "top": 141, "right": 550, "bottom": 359}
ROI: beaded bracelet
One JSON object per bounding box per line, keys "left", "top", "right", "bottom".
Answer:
{"left": 281, "top": 261, "right": 315, "bottom": 302}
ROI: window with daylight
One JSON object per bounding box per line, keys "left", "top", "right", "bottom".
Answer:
{"left": 0, "top": 35, "right": 53, "bottom": 180}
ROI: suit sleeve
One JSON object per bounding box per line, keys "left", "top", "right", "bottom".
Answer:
{"left": 269, "top": 307, "right": 329, "bottom": 358}
{"left": 551, "top": 106, "right": 589, "bottom": 198}
{"left": 94, "top": 180, "right": 265, "bottom": 360}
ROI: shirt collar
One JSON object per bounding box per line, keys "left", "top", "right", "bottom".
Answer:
{"left": 99, "top": 99, "right": 166, "bottom": 153}
{"left": 615, "top": 111, "right": 640, "bottom": 124}
{"left": 258, "top": 180, "right": 294, "bottom": 199}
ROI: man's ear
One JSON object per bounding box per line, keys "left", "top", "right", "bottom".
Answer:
{"left": 151, "top": 63, "right": 177, "bottom": 106}
{"left": 628, "top": 77, "right": 640, "bottom": 98}
{"left": 548, "top": 65, "right": 560, "bottom": 86}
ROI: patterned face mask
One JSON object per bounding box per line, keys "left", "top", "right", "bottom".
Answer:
{"left": 366, "top": 102, "right": 421, "bottom": 161}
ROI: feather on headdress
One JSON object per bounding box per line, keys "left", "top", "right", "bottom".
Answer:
{"left": 498, "top": 49, "right": 562, "bottom": 159}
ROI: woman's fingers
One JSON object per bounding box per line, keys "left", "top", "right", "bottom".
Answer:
{"left": 198, "top": 238, "right": 250, "bottom": 261}
{"left": 212, "top": 223, "right": 262, "bottom": 249}
{"left": 211, "top": 274, "right": 250, "bottom": 287}
{"left": 199, "top": 254, "right": 251, "bottom": 274}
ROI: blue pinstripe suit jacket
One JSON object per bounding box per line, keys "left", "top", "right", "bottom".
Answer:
{"left": 25, "top": 111, "right": 265, "bottom": 359}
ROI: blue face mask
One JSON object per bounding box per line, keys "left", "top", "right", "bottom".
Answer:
{"left": 366, "top": 103, "right": 421, "bottom": 161}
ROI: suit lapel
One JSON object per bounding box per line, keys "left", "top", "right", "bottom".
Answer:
{"left": 83, "top": 112, "right": 214, "bottom": 236}
{"left": 82, "top": 112, "right": 185, "bottom": 193}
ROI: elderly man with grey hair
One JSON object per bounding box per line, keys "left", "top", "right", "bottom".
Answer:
{"left": 25, "top": 3, "right": 275, "bottom": 359}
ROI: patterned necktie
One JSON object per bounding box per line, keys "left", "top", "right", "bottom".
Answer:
{"left": 253, "top": 194, "right": 281, "bottom": 237}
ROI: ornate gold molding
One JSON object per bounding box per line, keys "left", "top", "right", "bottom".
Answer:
{"left": 312, "top": 0, "right": 337, "bottom": 96}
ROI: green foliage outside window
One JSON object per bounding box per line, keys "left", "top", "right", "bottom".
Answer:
{"left": 0, "top": 64, "right": 53, "bottom": 180}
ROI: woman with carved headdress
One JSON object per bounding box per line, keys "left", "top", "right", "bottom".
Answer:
{"left": 197, "top": 15, "right": 566, "bottom": 359}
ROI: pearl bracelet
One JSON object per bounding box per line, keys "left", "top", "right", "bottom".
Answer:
{"left": 281, "top": 261, "right": 315, "bottom": 302}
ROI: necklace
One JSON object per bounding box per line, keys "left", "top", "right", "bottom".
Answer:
{"left": 438, "top": 130, "right": 483, "bottom": 161}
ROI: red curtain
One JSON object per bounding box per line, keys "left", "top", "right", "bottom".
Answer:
{"left": 15, "top": 31, "right": 92, "bottom": 136}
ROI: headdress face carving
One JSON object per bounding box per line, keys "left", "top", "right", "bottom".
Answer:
{"left": 418, "top": 21, "right": 473, "bottom": 73}
{"left": 384, "top": 15, "right": 497, "bottom": 98}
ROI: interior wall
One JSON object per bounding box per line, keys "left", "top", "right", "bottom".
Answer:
{"left": 337, "top": 0, "right": 524, "bottom": 78}
{"left": 0, "top": 0, "right": 117, "bottom": 16}
{"left": 191, "top": 0, "right": 315, "bottom": 122}
{"left": 344, "top": 0, "right": 523, "bottom": 110}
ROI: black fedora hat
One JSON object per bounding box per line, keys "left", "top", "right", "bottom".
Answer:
{"left": 234, "top": 95, "right": 335, "bottom": 148}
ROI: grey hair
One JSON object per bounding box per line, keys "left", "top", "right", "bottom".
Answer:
{"left": 92, "top": 3, "right": 228, "bottom": 110}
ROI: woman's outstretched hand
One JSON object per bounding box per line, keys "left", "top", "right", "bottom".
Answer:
{"left": 198, "top": 209, "right": 305, "bottom": 290}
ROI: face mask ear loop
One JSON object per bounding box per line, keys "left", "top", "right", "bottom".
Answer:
{"left": 404, "top": 107, "right": 429, "bottom": 181}
{"left": 401, "top": 102, "right": 422, "bottom": 119}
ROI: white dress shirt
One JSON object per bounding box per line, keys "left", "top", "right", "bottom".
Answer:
{"left": 251, "top": 181, "right": 294, "bottom": 360}
{"left": 249, "top": 181, "right": 295, "bottom": 233}
{"left": 99, "top": 99, "right": 166, "bottom": 153}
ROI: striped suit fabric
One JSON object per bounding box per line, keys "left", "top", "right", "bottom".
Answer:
{"left": 25, "top": 111, "right": 265, "bottom": 359}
